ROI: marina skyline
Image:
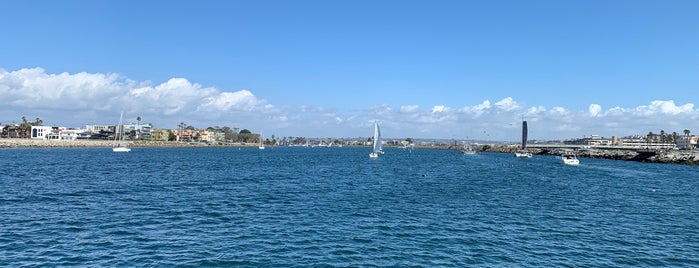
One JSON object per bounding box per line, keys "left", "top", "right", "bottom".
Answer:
{"left": 1, "top": 1, "right": 698, "bottom": 140}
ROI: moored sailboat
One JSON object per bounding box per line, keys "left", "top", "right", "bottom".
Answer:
{"left": 258, "top": 133, "right": 265, "bottom": 150}
{"left": 112, "top": 111, "right": 131, "bottom": 152}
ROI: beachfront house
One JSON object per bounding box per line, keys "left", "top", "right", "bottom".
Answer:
{"left": 676, "top": 135, "right": 698, "bottom": 150}
{"left": 30, "top": 126, "right": 85, "bottom": 141}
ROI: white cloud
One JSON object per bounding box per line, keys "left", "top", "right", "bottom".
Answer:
{"left": 198, "top": 90, "right": 261, "bottom": 112}
{"left": 494, "top": 97, "right": 519, "bottom": 111}
{"left": 431, "top": 105, "right": 447, "bottom": 113}
{"left": 400, "top": 105, "right": 419, "bottom": 113}
{"left": 1, "top": 67, "right": 126, "bottom": 109}
{"left": 0, "top": 67, "right": 267, "bottom": 128}
{"left": 635, "top": 100, "right": 694, "bottom": 115}
{"left": 589, "top": 104, "right": 602, "bottom": 117}
{"left": 2, "top": 67, "right": 698, "bottom": 141}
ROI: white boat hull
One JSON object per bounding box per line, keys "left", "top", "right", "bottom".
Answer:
{"left": 561, "top": 154, "right": 579, "bottom": 165}
{"left": 563, "top": 159, "right": 579, "bottom": 165}
{"left": 515, "top": 151, "right": 532, "bottom": 158}
{"left": 113, "top": 147, "right": 131, "bottom": 152}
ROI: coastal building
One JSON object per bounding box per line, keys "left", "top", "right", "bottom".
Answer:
{"left": 150, "top": 129, "right": 171, "bottom": 141}
{"left": 618, "top": 136, "right": 676, "bottom": 149}
{"left": 1, "top": 124, "right": 25, "bottom": 138}
{"left": 675, "top": 135, "right": 698, "bottom": 150}
{"left": 30, "top": 126, "right": 54, "bottom": 140}
{"left": 564, "top": 135, "right": 613, "bottom": 146}
{"left": 123, "top": 123, "right": 152, "bottom": 140}
{"left": 85, "top": 124, "right": 112, "bottom": 133}
{"left": 30, "top": 126, "right": 85, "bottom": 141}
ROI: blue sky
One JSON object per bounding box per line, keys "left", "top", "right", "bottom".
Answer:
{"left": 1, "top": 0, "right": 698, "bottom": 141}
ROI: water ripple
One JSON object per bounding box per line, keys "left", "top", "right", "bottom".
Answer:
{"left": 1, "top": 147, "right": 697, "bottom": 267}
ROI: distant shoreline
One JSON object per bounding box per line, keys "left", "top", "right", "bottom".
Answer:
{"left": 0, "top": 139, "right": 257, "bottom": 148}
{"left": 2, "top": 138, "right": 697, "bottom": 165}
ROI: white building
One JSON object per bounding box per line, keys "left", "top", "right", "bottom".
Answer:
{"left": 30, "top": 126, "right": 55, "bottom": 140}
{"left": 85, "top": 124, "right": 112, "bottom": 133}
{"left": 30, "top": 126, "right": 85, "bottom": 141}
{"left": 675, "top": 136, "right": 698, "bottom": 150}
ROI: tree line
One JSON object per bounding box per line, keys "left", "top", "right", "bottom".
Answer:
{"left": 646, "top": 129, "right": 692, "bottom": 143}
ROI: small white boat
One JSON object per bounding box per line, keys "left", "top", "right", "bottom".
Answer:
{"left": 369, "top": 121, "right": 383, "bottom": 158}
{"left": 561, "top": 153, "right": 580, "bottom": 165}
{"left": 462, "top": 144, "right": 476, "bottom": 155}
{"left": 515, "top": 150, "right": 532, "bottom": 158}
{"left": 112, "top": 146, "right": 131, "bottom": 153}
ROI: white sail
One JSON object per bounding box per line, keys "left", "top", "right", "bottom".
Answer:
{"left": 112, "top": 111, "right": 131, "bottom": 152}
{"left": 259, "top": 132, "right": 265, "bottom": 150}
{"left": 370, "top": 121, "right": 383, "bottom": 158}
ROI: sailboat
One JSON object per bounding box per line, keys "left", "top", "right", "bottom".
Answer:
{"left": 514, "top": 120, "right": 532, "bottom": 158}
{"left": 369, "top": 121, "right": 383, "bottom": 158}
{"left": 258, "top": 133, "right": 265, "bottom": 150}
{"left": 112, "top": 111, "right": 131, "bottom": 152}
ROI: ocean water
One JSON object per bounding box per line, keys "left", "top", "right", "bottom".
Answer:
{"left": 1, "top": 147, "right": 697, "bottom": 267}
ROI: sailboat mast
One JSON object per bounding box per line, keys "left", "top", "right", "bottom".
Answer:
{"left": 521, "top": 120, "right": 528, "bottom": 150}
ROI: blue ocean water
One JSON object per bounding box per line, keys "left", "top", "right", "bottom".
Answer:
{"left": 1, "top": 146, "right": 697, "bottom": 267}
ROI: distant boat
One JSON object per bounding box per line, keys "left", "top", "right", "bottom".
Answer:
{"left": 561, "top": 152, "right": 580, "bottom": 165}
{"left": 514, "top": 120, "right": 532, "bottom": 158}
{"left": 258, "top": 133, "right": 265, "bottom": 150}
{"left": 462, "top": 144, "right": 476, "bottom": 155}
{"left": 369, "top": 121, "right": 383, "bottom": 158}
{"left": 112, "top": 111, "right": 131, "bottom": 152}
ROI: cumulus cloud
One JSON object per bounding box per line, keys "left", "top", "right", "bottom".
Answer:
{"left": 400, "top": 105, "right": 419, "bottom": 113}
{"left": 636, "top": 100, "right": 694, "bottom": 115}
{"left": 198, "top": 90, "right": 260, "bottom": 112}
{"left": 0, "top": 67, "right": 126, "bottom": 109}
{"left": 494, "top": 97, "right": 519, "bottom": 111}
{"left": 0, "top": 67, "right": 267, "bottom": 128}
{"left": 431, "top": 105, "right": 448, "bottom": 113}
{"left": 589, "top": 104, "right": 602, "bottom": 117}
{"left": 2, "top": 67, "right": 698, "bottom": 140}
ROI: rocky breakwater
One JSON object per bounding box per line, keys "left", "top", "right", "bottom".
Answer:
{"left": 645, "top": 151, "right": 699, "bottom": 165}
{"left": 481, "top": 145, "right": 699, "bottom": 165}
{"left": 558, "top": 148, "right": 699, "bottom": 165}
{"left": 0, "top": 139, "right": 258, "bottom": 148}
{"left": 0, "top": 138, "right": 113, "bottom": 148}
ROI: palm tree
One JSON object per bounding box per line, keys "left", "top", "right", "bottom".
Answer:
{"left": 646, "top": 131, "right": 654, "bottom": 147}
{"left": 671, "top": 132, "right": 679, "bottom": 143}
{"left": 178, "top": 122, "right": 186, "bottom": 141}
{"left": 19, "top": 116, "right": 29, "bottom": 138}
{"left": 660, "top": 130, "right": 666, "bottom": 143}
{"left": 135, "top": 116, "right": 142, "bottom": 139}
